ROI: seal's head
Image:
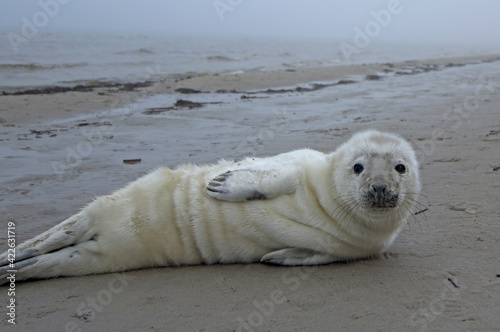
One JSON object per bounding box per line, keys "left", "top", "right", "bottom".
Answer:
{"left": 333, "top": 130, "right": 421, "bottom": 228}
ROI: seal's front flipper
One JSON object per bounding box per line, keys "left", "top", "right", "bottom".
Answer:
{"left": 206, "top": 170, "right": 273, "bottom": 201}
{"left": 260, "top": 248, "right": 338, "bottom": 266}
{"left": 206, "top": 150, "right": 310, "bottom": 202}
{"left": 206, "top": 167, "right": 300, "bottom": 202}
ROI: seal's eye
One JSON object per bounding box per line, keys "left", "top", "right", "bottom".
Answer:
{"left": 395, "top": 164, "right": 406, "bottom": 174}
{"left": 353, "top": 163, "right": 364, "bottom": 174}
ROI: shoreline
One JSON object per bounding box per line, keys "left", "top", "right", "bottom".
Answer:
{"left": 4, "top": 53, "right": 500, "bottom": 97}
{"left": 1, "top": 52, "right": 499, "bottom": 127}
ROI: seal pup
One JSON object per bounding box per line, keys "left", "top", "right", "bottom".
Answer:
{"left": 0, "top": 130, "right": 421, "bottom": 283}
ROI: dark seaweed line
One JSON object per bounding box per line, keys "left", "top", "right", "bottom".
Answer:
{"left": 2, "top": 81, "right": 154, "bottom": 96}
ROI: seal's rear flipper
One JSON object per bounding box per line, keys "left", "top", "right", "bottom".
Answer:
{"left": 0, "top": 239, "right": 104, "bottom": 284}
{"left": 260, "top": 248, "right": 338, "bottom": 266}
{"left": 0, "top": 212, "right": 97, "bottom": 284}
{"left": 0, "top": 248, "right": 38, "bottom": 267}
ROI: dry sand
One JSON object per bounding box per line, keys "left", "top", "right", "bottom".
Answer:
{"left": 1, "top": 54, "right": 500, "bottom": 331}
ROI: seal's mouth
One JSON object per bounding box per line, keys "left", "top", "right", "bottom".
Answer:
{"left": 372, "top": 198, "right": 398, "bottom": 208}
{"left": 359, "top": 189, "right": 399, "bottom": 209}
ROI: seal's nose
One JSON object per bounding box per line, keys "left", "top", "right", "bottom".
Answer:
{"left": 372, "top": 184, "right": 387, "bottom": 194}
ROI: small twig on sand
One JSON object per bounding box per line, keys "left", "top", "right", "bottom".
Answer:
{"left": 447, "top": 278, "right": 459, "bottom": 288}
{"left": 414, "top": 208, "right": 428, "bottom": 215}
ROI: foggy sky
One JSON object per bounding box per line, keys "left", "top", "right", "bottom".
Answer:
{"left": 1, "top": 0, "right": 500, "bottom": 45}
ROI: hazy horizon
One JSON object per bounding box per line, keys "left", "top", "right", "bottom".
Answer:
{"left": 1, "top": 0, "right": 500, "bottom": 46}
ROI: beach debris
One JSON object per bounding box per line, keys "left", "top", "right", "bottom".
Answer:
{"left": 206, "top": 55, "right": 235, "bottom": 61}
{"left": 179, "top": 100, "right": 223, "bottom": 108}
{"left": 77, "top": 121, "right": 112, "bottom": 127}
{"left": 240, "top": 95, "right": 269, "bottom": 100}
{"left": 448, "top": 203, "right": 478, "bottom": 213}
{"left": 336, "top": 80, "right": 357, "bottom": 85}
{"left": 174, "top": 99, "right": 204, "bottom": 109}
{"left": 486, "top": 129, "right": 500, "bottom": 136}
{"left": 395, "top": 63, "right": 442, "bottom": 76}
{"left": 465, "top": 208, "right": 477, "bottom": 215}
{"left": 123, "top": 159, "right": 141, "bottom": 165}
{"left": 3, "top": 85, "right": 92, "bottom": 95}
{"left": 175, "top": 88, "right": 203, "bottom": 94}
{"left": 365, "top": 74, "right": 382, "bottom": 80}
{"left": 444, "top": 62, "right": 465, "bottom": 68}
{"left": 247, "top": 80, "right": 357, "bottom": 95}
{"left": 30, "top": 129, "right": 54, "bottom": 135}
{"left": 216, "top": 89, "right": 240, "bottom": 93}
{"left": 1, "top": 81, "right": 153, "bottom": 95}
{"left": 254, "top": 88, "right": 295, "bottom": 94}
{"left": 18, "top": 128, "right": 76, "bottom": 139}
{"left": 447, "top": 278, "right": 460, "bottom": 288}
{"left": 29, "top": 129, "right": 58, "bottom": 138}
{"left": 118, "top": 82, "right": 152, "bottom": 91}
{"left": 143, "top": 99, "right": 223, "bottom": 114}
{"left": 143, "top": 107, "right": 175, "bottom": 115}
{"left": 72, "top": 311, "right": 93, "bottom": 322}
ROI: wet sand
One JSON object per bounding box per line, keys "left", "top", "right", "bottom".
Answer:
{"left": 1, "top": 54, "right": 500, "bottom": 331}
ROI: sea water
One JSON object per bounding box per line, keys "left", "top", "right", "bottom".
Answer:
{"left": 1, "top": 30, "right": 497, "bottom": 93}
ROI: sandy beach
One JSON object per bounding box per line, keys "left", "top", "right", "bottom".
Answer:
{"left": 1, "top": 53, "right": 500, "bottom": 331}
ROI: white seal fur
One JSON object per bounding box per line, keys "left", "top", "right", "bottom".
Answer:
{"left": 0, "top": 130, "right": 421, "bottom": 283}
